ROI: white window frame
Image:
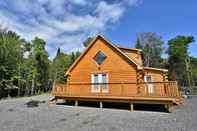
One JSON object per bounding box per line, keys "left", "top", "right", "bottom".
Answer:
{"left": 101, "top": 73, "right": 108, "bottom": 93}
{"left": 91, "top": 73, "right": 108, "bottom": 93}
{"left": 144, "top": 75, "right": 154, "bottom": 94}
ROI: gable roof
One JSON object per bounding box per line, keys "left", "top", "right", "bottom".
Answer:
{"left": 65, "top": 34, "right": 168, "bottom": 76}
{"left": 65, "top": 34, "right": 143, "bottom": 76}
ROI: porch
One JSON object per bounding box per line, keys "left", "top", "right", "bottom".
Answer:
{"left": 52, "top": 81, "right": 182, "bottom": 109}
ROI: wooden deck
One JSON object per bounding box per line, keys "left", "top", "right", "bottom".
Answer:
{"left": 52, "top": 81, "right": 181, "bottom": 106}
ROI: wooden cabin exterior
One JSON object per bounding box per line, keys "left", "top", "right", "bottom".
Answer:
{"left": 52, "top": 34, "right": 181, "bottom": 112}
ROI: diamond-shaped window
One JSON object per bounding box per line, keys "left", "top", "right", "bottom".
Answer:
{"left": 93, "top": 51, "right": 107, "bottom": 65}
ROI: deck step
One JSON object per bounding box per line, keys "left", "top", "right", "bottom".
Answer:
{"left": 174, "top": 98, "right": 184, "bottom": 105}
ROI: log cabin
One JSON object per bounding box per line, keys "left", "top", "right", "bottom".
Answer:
{"left": 52, "top": 34, "right": 181, "bottom": 112}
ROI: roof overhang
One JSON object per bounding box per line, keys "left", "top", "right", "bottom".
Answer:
{"left": 116, "top": 46, "right": 143, "bottom": 52}
{"left": 143, "top": 67, "right": 168, "bottom": 72}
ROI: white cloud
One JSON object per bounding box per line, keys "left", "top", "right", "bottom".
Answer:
{"left": 95, "top": 1, "right": 124, "bottom": 23}
{"left": 0, "top": 0, "right": 140, "bottom": 59}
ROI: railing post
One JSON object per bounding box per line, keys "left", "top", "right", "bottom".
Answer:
{"left": 100, "top": 83, "right": 102, "bottom": 96}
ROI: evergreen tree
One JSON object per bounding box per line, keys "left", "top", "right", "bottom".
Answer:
{"left": 83, "top": 37, "right": 93, "bottom": 47}
{"left": 168, "top": 36, "right": 194, "bottom": 86}
{"left": 56, "top": 48, "right": 61, "bottom": 56}
{"left": 135, "top": 38, "right": 142, "bottom": 49}
{"left": 50, "top": 52, "right": 71, "bottom": 84}
{"left": 30, "top": 37, "right": 50, "bottom": 94}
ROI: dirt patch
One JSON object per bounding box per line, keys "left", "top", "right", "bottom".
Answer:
{"left": 73, "top": 113, "right": 80, "bottom": 117}
{"left": 59, "top": 118, "right": 67, "bottom": 122}
{"left": 8, "top": 108, "right": 14, "bottom": 112}
{"left": 25, "top": 100, "right": 46, "bottom": 108}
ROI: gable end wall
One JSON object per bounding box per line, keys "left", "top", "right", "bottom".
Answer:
{"left": 69, "top": 38, "right": 137, "bottom": 84}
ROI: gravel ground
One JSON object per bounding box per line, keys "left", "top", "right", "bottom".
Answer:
{"left": 0, "top": 95, "right": 197, "bottom": 131}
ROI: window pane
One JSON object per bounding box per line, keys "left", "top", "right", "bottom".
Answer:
{"left": 146, "top": 76, "right": 152, "bottom": 82}
{"left": 93, "top": 51, "right": 107, "bottom": 65}
{"left": 102, "top": 74, "right": 107, "bottom": 83}
{"left": 94, "top": 74, "right": 98, "bottom": 83}
{"left": 101, "top": 74, "right": 107, "bottom": 90}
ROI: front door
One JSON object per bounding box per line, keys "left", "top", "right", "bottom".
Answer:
{"left": 91, "top": 73, "right": 108, "bottom": 93}
{"left": 144, "top": 75, "right": 154, "bottom": 94}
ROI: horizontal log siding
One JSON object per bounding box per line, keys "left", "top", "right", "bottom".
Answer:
{"left": 69, "top": 38, "right": 138, "bottom": 94}
{"left": 144, "top": 69, "right": 164, "bottom": 82}
{"left": 69, "top": 38, "right": 137, "bottom": 83}
{"left": 144, "top": 69, "right": 165, "bottom": 95}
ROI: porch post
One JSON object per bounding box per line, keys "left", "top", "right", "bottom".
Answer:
{"left": 167, "top": 104, "right": 174, "bottom": 113}
{"left": 75, "top": 100, "right": 78, "bottom": 106}
{"left": 100, "top": 101, "right": 103, "bottom": 108}
{"left": 130, "top": 103, "right": 134, "bottom": 111}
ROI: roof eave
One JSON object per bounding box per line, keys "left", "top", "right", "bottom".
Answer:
{"left": 143, "top": 67, "right": 168, "bottom": 72}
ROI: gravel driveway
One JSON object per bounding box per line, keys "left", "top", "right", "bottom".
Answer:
{"left": 0, "top": 95, "right": 196, "bottom": 131}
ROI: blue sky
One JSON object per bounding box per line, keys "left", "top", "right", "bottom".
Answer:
{"left": 0, "top": 0, "right": 196, "bottom": 59}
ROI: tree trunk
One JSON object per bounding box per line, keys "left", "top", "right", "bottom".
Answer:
{"left": 25, "top": 83, "right": 29, "bottom": 96}
{"left": 17, "top": 88, "right": 20, "bottom": 97}
{"left": 31, "top": 79, "right": 35, "bottom": 95}
{"left": 7, "top": 89, "right": 10, "bottom": 98}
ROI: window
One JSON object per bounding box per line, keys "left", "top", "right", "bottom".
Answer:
{"left": 93, "top": 51, "right": 107, "bottom": 65}
{"left": 144, "top": 75, "right": 154, "bottom": 94}
{"left": 101, "top": 74, "right": 107, "bottom": 92}
{"left": 91, "top": 73, "right": 108, "bottom": 93}
{"left": 146, "top": 75, "right": 152, "bottom": 82}
{"left": 93, "top": 74, "right": 99, "bottom": 91}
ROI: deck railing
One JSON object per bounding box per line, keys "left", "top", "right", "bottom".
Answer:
{"left": 52, "top": 81, "right": 180, "bottom": 98}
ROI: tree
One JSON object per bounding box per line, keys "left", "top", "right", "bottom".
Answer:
{"left": 56, "top": 48, "right": 61, "bottom": 56}
{"left": 0, "top": 29, "right": 25, "bottom": 97}
{"left": 50, "top": 49, "right": 72, "bottom": 84}
{"left": 135, "top": 32, "right": 164, "bottom": 68}
{"left": 167, "top": 36, "right": 195, "bottom": 86}
{"left": 135, "top": 38, "right": 142, "bottom": 49}
{"left": 0, "top": 27, "right": 54, "bottom": 98}
{"left": 70, "top": 51, "right": 81, "bottom": 64}
{"left": 190, "top": 57, "right": 197, "bottom": 85}
{"left": 30, "top": 37, "right": 50, "bottom": 94}
{"left": 83, "top": 37, "right": 93, "bottom": 47}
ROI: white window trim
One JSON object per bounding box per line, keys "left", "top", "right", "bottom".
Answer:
{"left": 101, "top": 73, "right": 109, "bottom": 93}
{"left": 144, "top": 75, "right": 154, "bottom": 94}
{"left": 91, "top": 74, "right": 100, "bottom": 93}
{"left": 91, "top": 73, "right": 108, "bottom": 93}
